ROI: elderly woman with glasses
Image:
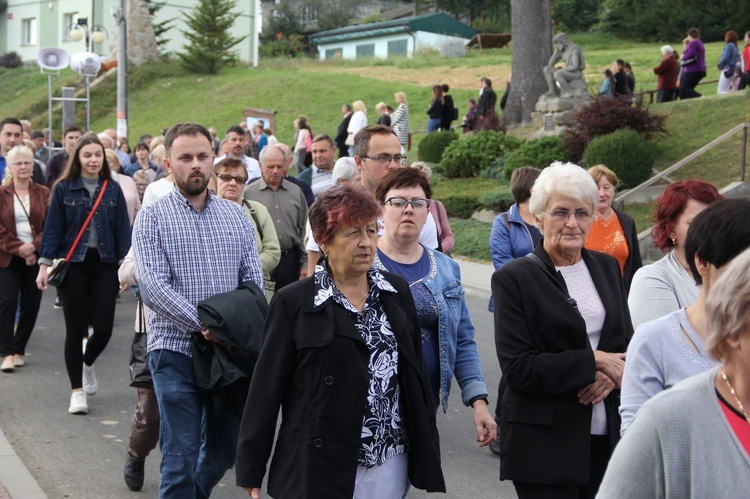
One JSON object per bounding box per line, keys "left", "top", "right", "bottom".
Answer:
{"left": 235, "top": 184, "right": 445, "bottom": 498}
{"left": 598, "top": 247, "right": 750, "bottom": 498}
{"left": 373, "top": 167, "right": 496, "bottom": 447}
{"left": 491, "top": 162, "right": 633, "bottom": 498}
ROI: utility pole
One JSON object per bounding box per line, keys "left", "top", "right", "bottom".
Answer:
{"left": 114, "top": 0, "right": 128, "bottom": 142}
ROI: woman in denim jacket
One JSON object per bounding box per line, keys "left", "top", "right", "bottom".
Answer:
{"left": 373, "top": 167, "right": 496, "bottom": 447}
{"left": 36, "top": 133, "right": 131, "bottom": 415}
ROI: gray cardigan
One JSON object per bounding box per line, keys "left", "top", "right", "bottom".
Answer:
{"left": 598, "top": 367, "right": 750, "bottom": 498}
{"left": 628, "top": 251, "right": 699, "bottom": 329}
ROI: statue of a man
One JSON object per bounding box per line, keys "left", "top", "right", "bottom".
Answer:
{"left": 544, "top": 33, "right": 586, "bottom": 98}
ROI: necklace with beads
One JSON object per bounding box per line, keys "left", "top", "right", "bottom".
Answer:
{"left": 720, "top": 369, "right": 750, "bottom": 426}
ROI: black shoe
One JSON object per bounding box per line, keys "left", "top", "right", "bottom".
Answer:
{"left": 124, "top": 455, "right": 145, "bottom": 491}
{"left": 54, "top": 295, "right": 62, "bottom": 309}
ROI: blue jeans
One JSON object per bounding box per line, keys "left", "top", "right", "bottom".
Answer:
{"left": 149, "top": 349, "right": 240, "bottom": 498}
{"left": 427, "top": 118, "right": 442, "bottom": 133}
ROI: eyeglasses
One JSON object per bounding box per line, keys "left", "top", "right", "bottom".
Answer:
{"left": 363, "top": 155, "right": 408, "bottom": 165}
{"left": 383, "top": 196, "right": 430, "bottom": 210}
{"left": 216, "top": 173, "right": 248, "bottom": 184}
{"left": 545, "top": 209, "right": 594, "bottom": 222}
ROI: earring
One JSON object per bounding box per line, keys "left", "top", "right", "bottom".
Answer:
{"left": 671, "top": 237, "right": 677, "bottom": 246}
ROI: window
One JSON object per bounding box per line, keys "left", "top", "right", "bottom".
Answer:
{"left": 356, "top": 43, "right": 375, "bottom": 58}
{"left": 63, "top": 13, "right": 80, "bottom": 41}
{"left": 388, "top": 39, "right": 408, "bottom": 57}
{"left": 325, "top": 48, "right": 342, "bottom": 60}
{"left": 22, "top": 18, "right": 38, "bottom": 46}
{"left": 301, "top": 5, "right": 317, "bottom": 22}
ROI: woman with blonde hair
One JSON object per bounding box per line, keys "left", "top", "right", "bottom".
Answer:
{"left": 0, "top": 146, "right": 50, "bottom": 372}
{"left": 346, "top": 100, "right": 368, "bottom": 156}
{"left": 375, "top": 101, "right": 391, "bottom": 126}
{"left": 391, "top": 92, "right": 410, "bottom": 153}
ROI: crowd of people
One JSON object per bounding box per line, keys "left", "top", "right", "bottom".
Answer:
{"left": 2, "top": 40, "right": 750, "bottom": 495}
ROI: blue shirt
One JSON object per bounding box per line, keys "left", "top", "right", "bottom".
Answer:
{"left": 0, "top": 156, "right": 5, "bottom": 182}
{"left": 133, "top": 186, "right": 264, "bottom": 357}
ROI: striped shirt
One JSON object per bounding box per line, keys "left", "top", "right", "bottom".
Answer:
{"left": 133, "top": 186, "right": 264, "bottom": 357}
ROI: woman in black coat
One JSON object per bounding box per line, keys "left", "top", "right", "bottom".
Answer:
{"left": 492, "top": 162, "right": 633, "bottom": 499}
{"left": 235, "top": 185, "right": 445, "bottom": 498}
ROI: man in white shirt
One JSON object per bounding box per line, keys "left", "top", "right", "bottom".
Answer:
{"left": 213, "top": 125, "right": 261, "bottom": 183}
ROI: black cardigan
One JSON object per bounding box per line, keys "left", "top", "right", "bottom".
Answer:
{"left": 235, "top": 271, "right": 446, "bottom": 497}
{"left": 613, "top": 208, "right": 643, "bottom": 295}
{"left": 492, "top": 245, "right": 633, "bottom": 484}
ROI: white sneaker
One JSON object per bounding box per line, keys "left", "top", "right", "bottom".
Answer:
{"left": 82, "top": 364, "right": 98, "bottom": 395}
{"left": 68, "top": 391, "right": 88, "bottom": 414}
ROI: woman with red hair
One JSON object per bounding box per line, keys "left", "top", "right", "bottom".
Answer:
{"left": 628, "top": 179, "right": 722, "bottom": 328}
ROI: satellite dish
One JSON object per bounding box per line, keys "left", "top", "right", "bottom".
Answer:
{"left": 69, "top": 51, "right": 102, "bottom": 77}
{"left": 37, "top": 47, "right": 70, "bottom": 70}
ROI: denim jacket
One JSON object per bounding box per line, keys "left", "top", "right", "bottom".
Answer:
{"left": 374, "top": 247, "right": 488, "bottom": 412}
{"left": 40, "top": 176, "right": 131, "bottom": 264}
{"left": 488, "top": 203, "right": 541, "bottom": 312}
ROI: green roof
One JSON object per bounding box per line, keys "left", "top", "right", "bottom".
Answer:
{"left": 310, "top": 13, "right": 477, "bottom": 45}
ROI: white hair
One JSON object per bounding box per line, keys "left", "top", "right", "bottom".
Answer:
{"left": 529, "top": 162, "right": 598, "bottom": 217}
{"left": 661, "top": 45, "right": 674, "bottom": 56}
{"left": 332, "top": 157, "right": 358, "bottom": 185}
{"left": 97, "top": 133, "right": 114, "bottom": 149}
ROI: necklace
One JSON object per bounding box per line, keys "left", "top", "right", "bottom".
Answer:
{"left": 720, "top": 369, "right": 750, "bottom": 426}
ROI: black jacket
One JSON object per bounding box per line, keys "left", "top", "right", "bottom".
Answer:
{"left": 492, "top": 245, "right": 633, "bottom": 484}
{"left": 441, "top": 94, "right": 455, "bottom": 130}
{"left": 613, "top": 208, "right": 642, "bottom": 294}
{"left": 235, "top": 272, "right": 445, "bottom": 497}
{"left": 477, "top": 88, "right": 497, "bottom": 117}
{"left": 426, "top": 97, "right": 444, "bottom": 120}
{"left": 335, "top": 112, "right": 353, "bottom": 153}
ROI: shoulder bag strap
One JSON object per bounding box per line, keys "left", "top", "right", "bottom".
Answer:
{"left": 525, "top": 253, "right": 580, "bottom": 315}
{"left": 242, "top": 199, "right": 264, "bottom": 241}
{"left": 12, "top": 187, "right": 35, "bottom": 235}
{"left": 64, "top": 179, "right": 109, "bottom": 262}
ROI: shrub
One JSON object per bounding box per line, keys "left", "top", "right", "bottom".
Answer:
{"left": 503, "top": 136, "right": 569, "bottom": 181}
{"left": 0, "top": 52, "right": 23, "bottom": 68}
{"left": 417, "top": 130, "right": 458, "bottom": 163}
{"left": 441, "top": 131, "right": 522, "bottom": 178}
{"left": 441, "top": 195, "right": 481, "bottom": 219}
{"left": 479, "top": 189, "right": 515, "bottom": 212}
{"left": 583, "top": 128, "right": 656, "bottom": 189}
{"left": 564, "top": 95, "right": 667, "bottom": 162}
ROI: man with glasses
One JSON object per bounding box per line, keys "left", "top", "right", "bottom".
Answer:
{"left": 244, "top": 145, "right": 308, "bottom": 291}
{"left": 353, "top": 125, "right": 438, "bottom": 249}
{"left": 215, "top": 158, "right": 280, "bottom": 300}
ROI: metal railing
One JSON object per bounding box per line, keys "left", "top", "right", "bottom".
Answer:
{"left": 636, "top": 78, "right": 719, "bottom": 104}
{"left": 614, "top": 122, "right": 749, "bottom": 204}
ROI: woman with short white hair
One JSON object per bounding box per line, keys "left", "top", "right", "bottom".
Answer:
{"left": 598, "top": 246, "right": 750, "bottom": 498}
{"left": 492, "top": 162, "right": 633, "bottom": 497}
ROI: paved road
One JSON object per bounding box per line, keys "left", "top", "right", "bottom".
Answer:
{"left": 0, "top": 288, "right": 516, "bottom": 498}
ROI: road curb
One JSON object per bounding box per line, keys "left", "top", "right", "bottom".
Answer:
{"left": 0, "top": 425, "right": 47, "bottom": 498}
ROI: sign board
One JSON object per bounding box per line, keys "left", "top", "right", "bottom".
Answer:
{"left": 543, "top": 113, "right": 555, "bottom": 131}
{"left": 243, "top": 108, "right": 276, "bottom": 135}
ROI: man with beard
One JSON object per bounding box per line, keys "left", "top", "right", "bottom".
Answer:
{"left": 132, "top": 123, "right": 264, "bottom": 497}
{"left": 213, "top": 125, "right": 261, "bottom": 183}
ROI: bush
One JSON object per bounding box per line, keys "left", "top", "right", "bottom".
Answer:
{"left": 564, "top": 95, "right": 667, "bottom": 162}
{"left": 582, "top": 128, "right": 656, "bottom": 189}
{"left": 417, "top": 131, "right": 458, "bottom": 163}
{"left": 0, "top": 52, "right": 23, "bottom": 69}
{"left": 441, "top": 195, "right": 481, "bottom": 219}
{"left": 503, "top": 136, "right": 569, "bottom": 181}
{"left": 441, "top": 131, "right": 522, "bottom": 178}
{"left": 479, "top": 189, "right": 515, "bottom": 212}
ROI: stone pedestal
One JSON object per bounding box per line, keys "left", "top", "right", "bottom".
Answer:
{"left": 530, "top": 90, "right": 591, "bottom": 139}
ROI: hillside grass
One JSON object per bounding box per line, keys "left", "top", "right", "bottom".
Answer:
{"left": 2, "top": 33, "right": 746, "bottom": 262}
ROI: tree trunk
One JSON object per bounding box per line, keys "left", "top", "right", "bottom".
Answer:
{"left": 503, "top": 0, "right": 552, "bottom": 127}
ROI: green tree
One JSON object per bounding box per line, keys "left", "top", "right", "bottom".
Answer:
{"left": 145, "top": 0, "right": 175, "bottom": 55}
{"left": 178, "top": 0, "right": 247, "bottom": 74}
{"left": 262, "top": 1, "right": 303, "bottom": 41}
{"left": 551, "top": 0, "right": 601, "bottom": 33}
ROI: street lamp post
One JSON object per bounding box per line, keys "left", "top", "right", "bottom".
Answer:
{"left": 68, "top": 18, "right": 107, "bottom": 53}
{"left": 113, "top": 2, "right": 128, "bottom": 144}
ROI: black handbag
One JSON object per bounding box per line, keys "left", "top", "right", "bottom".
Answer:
{"left": 128, "top": 300, "right": 152, "bottom": 388}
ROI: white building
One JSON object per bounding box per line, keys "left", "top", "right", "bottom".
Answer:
{"left": 309, "top": 13, "right": 476, "bottom": 60}
{"left": 0, "top": 0, "right": 261, "bottom": 64}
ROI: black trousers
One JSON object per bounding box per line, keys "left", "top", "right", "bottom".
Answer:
{"left": 0, "top": 256, "right": 43, "bottom": 357}
{"left": 271, "top": 248, "right": 301, "bottom": 292}
{"left": 656, "top": 89, "right": 677, "bottom": 103}
{"left": 513, "top": 435, "right": 612, "bottom": 499}
{"left": 739, "top": 72, "right": 750, "bottom": 90}
{"left": 679, "top": 71, "right": 705, "bottom": 99}
{"left": 58, "top": 249, "right": 119, "bottom": 389}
